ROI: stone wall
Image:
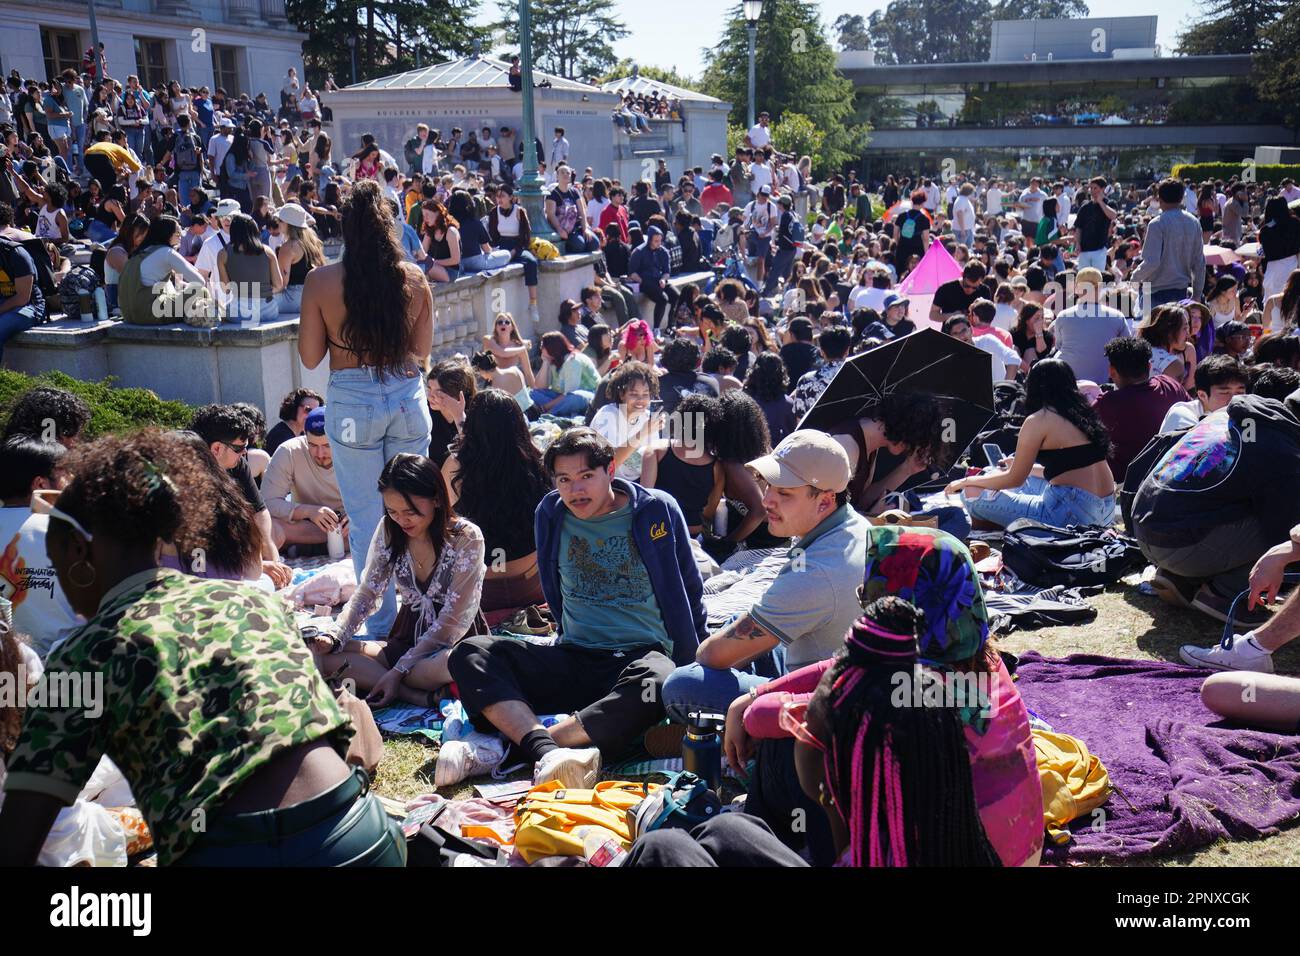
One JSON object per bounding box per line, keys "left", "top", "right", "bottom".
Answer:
{"left": 8, "top": 255, "right": 597, "bottom": 413}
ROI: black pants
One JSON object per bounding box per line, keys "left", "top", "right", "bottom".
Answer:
{"left": 625, "top": 813, "right": 809, "bottom": 867}
{"left": 745, "top": 738, "right": 838, "bottom": 866}
{"left": 447, "top": 637, "right": 674, "bottom": 757}
{"left": 84, "top": 152, "right": 117, "bottom": 191}
{"left": 642, "top": 281, "right": 679, "bottom": 329}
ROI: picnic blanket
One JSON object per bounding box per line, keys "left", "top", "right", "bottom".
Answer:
{"left": 1016, "top": 652, "right": 1300, "bottom": 863}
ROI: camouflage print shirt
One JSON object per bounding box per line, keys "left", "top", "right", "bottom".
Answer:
{"left": 3, "top": 568, "right": 351, "bottom": 866}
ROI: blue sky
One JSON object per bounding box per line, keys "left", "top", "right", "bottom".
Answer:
{"left": 479, "top": 1, "right": 1200, "bottom": 80}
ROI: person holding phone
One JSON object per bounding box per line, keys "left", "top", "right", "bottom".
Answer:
{"left": 946, "top": 359, "right": 1116, "bottom": 529}
{"left": 590, "top": 361, "right": 662, "bottom": 480}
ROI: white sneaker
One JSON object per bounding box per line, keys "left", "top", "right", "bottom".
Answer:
{"left": 533, "top": 747, "right": 601, "bottom": 789}
{"left": 435, "top": 732, "right": 507, "bottom": 787}
{"left": 1179, "top": 633, "right": 1275, "bottom": 674}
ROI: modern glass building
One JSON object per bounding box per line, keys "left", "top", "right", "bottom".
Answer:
{"left": 840, "top": 16, "right": 1297, "bottom": 182}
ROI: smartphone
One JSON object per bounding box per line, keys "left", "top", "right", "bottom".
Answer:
{"left": 982, "top": 443, "right": 1006, "bottom": 467}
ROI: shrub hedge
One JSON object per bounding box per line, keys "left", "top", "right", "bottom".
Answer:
{"left": 0, "top": 370, "right": 196, "bottom": 439}
{"left": 1170, "top": 162, "right": 1300, "bottom": 185}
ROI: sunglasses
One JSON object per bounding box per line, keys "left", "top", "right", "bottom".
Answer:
{"left": 778, "top": 699, "right": 826, "bottom": 753}
{"left": 222, "top": 440, "right": 249, "bottom": 455}
{"left": 31, "top": 489, "right": 94, "bottom": 542}
{"left": 496, "top": 320, "right": 513, "bottom": 328}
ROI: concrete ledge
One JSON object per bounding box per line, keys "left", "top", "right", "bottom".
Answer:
{"left": 668, "top": 271, "right": 715, "bottom": 291}
{"left": 7, "top": 253, "right": 599, "bottom": 410}
{"left": 632, "top": 270, "right": 715, "bottom": 319}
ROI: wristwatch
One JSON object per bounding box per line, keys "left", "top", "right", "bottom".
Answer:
{"left": 393, "top": 661, "right": 412, "bottom": 676}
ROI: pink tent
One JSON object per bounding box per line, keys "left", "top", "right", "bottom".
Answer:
{"left": 896, "top": 239, "right": 963, "bottom": 327}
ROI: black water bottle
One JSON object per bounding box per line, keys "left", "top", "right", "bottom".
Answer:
{"left": 682, "top": 711, "right": 724, "bottom": 791}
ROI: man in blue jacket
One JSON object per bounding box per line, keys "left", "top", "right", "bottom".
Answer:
{"left": 445, "top": 427, "right": 707, "bottom": 788}
{"left": 628, "top": 225, "right": 677, "bottom": 332}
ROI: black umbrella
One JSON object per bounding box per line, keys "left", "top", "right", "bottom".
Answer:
{"left": 798, "top": 328, "right": 996, "bottom": 464}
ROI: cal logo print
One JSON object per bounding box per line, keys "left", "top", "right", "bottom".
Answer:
{"left": 649, "top": 522, "right": 668, "bottom": 541}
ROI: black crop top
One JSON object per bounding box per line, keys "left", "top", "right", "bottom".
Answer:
{"left": 1037, "top": 442, "right": 1106, "bottom": 481}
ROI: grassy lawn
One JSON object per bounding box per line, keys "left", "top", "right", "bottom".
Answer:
{"left": 371, "top": 584, "right": 1300, "bottom": 866}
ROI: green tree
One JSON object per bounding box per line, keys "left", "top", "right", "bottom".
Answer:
{"left": 865, "top": 0, "right": 1089, "bottom": 64}
{"left": 832, "top": 13, "right": 872, "bottom": 50}
{"left": 288, "top": 0, "right": 488, "bottom": 86}
{"left": 701, "top": 1, "right": 869, "bottom": 175}
{"left": 1254, "top": 7, "right": 1300, "bottom": 129}
{"left": 989, "top": 0, "right": 1089, "bottom": 19}
{"left": 1176, "top": 0, "right": 1285, "bottom": 55}
{"left": 596, "top": 59, "right": 699, "bottom": 91}
{"left": 769, "top": 112, "right": 826, "bottom": 164}
{"left": 492, "top": 0, "right": 629, "bottom": 80}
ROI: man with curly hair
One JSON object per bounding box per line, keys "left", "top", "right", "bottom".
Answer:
{"left": 264, "top": 387, "right": 323, "bottom": 458}
{"left": 1, "top": 386, "right": 91, "bottom": 448}
{"left": 825, "top": 390, "right": 953, "bottom": 515}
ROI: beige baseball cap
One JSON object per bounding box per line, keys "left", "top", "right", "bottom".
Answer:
{"left": 747, "top": 430, "right": 851, "bottom": 493}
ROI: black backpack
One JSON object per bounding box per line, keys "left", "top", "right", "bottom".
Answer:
{"left": 1000, "top": 519, "right": 1145, "bottom": 589}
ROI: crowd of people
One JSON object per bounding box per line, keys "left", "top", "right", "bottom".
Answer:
{"left": 2, "top": 65, "right": 1300, "bottom": 868}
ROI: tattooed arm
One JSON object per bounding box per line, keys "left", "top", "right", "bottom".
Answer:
{"left": 695, "top": 612, "right": 780, "bottom": 670}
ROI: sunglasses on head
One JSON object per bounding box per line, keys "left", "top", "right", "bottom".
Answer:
{"left": 31, "top": 489, "right": 94, "bottom": 541}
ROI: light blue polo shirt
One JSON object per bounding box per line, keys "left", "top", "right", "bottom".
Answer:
{"left": 750, "top": 504, "right": 870, "bottom": 670}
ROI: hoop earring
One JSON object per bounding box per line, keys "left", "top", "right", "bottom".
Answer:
{"left": 68, "top": 560, "right": 97, "bottom": 590}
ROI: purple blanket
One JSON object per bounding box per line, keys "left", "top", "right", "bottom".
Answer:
{"left": 1016, "top": 652, "right": 1300, "bottom": 863}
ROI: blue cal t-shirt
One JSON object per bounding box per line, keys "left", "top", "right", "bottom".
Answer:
{"left": 557, "top": 499, "right": 668, "bottom": 653}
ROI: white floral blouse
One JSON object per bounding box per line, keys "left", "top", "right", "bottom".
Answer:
{"left": 334, "top": 517, "right": 486, "bottom": 671}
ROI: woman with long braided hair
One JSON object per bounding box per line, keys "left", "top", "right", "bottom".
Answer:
{"left": 624, "top": 595, "right": 1000, "bottom": 867}
{"left": 723, "top": 525, "right": 1043, "bottom": 867}
{"left": 789, "top": 595, "right": 1000, "bottom": 866}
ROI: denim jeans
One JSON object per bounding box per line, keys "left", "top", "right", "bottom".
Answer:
{"left": 0, "top": 303, "right": 41, "bottom": 362}
{"left": 459, "top": 250, "right": 512, "bottom": 275}
{"left": 178, "top": 170, "right": 203, "bottom": 204}
{"left": 563, "top": 232, "right": 599, "bottom": 255}
{"left": 661, "top": 662, "right": 769, "bottom": 725}
{"left": 71, "top": 124, "right": 87, "bottom": 168}
{"left": 954, "top": 229, "right": 974, "bottom": 247}
{"left": 1076, "top": 248, "right": 1107, "bottom": 272}
{"left": 529, "top": 387, "right": 592, "bottom": 417}
{"left": 1145, "top": 286, "right": 1188, "bottom": 320}
{"left": 496, "top": 238, "right": 538, "bottom": 286}
{"left": 746, "top": 232, "right": 772, "bottom": 265}
{"left": 325, "top": 365, "right": 432, "bottom": 637}
{"left": 87, "top": 220, "right": 116, "bottom": 244}
{"left": 123, "top": 127, "right": 144, "bottom": 159}
{"left": 277, "top": 285, "right": 304, "bottom": 314}
{"left": 761, "top": 247, "right": 798, "bottom": 296}
{"left": 223, "top": 293, "right": 280, "bottom": 325}
{"left": 965, "top": 474, "right": 1116, "bottom": 529}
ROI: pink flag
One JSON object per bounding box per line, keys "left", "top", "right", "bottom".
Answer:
{"left": 896, "top": 239, "right": 962, "bottom": 296}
